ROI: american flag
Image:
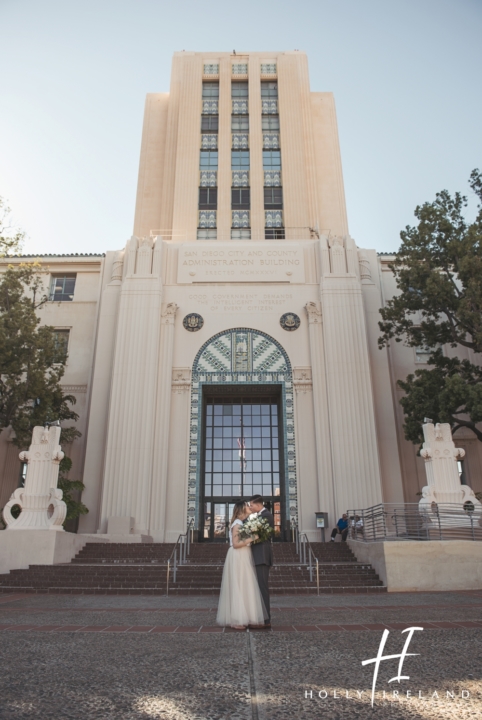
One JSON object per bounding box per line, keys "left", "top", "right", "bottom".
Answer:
{"left": 237, "top": 437, "right": 247, "bottom": 470}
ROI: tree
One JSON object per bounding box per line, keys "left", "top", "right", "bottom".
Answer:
{"left": 58, "top": 457, "right": 88, "bottom": 522}
{"left": 0, "top": 199, "right": 80, "bottom": 449}
{"left": 0, "top": 198, "right": 25, "bottom": 257}
{"left": 378, "top": 170, "right": 482, "bottom": 445}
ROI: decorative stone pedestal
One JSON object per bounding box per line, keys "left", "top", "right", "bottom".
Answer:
{"left": 2, "top": 425, "right": 67, "bottom": 531}
{"left": 419, "top": 422, "right": 482, "bottom": 529}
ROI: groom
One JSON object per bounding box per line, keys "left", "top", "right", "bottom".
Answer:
{"left": 248, "top": 494, "right": 274, "bottom": 628}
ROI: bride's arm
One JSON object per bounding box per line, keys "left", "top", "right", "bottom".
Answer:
{"left": 232, "top": 524, "right": 253, "bottom": 549}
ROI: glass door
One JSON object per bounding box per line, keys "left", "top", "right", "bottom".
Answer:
{"left": 201, "top": 395, "right": 285, "bottom": 541}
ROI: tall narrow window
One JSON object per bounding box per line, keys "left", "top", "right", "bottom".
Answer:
{"left": 53, "top": 329, "right": 70, "bottom": 363}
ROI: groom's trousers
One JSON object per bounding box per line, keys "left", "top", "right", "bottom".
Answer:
{"left": 255, "top": 564, "right": 271, "bottom": 623}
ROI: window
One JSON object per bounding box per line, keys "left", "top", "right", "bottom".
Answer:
{"left": 261, "top": 82, "right": 278, "bottom": 98}
{"left": 231, "top": 228, "right": 251, "bottom": 240}
{"left": 415, "top": 344, "right": 441, "bottom": 364}
{"left": 232, "top": 188, "right": 250, "bottom": 209}
{"left": 200, "top": 151, "right": 218, "bottom": 168}
{"left": 197, "top": 228, "right": 217, "bottom": 240}
{"left": 199, "top": 188, "right": 218, "bottom": 209}
{"left": 264, "top": 187, "right": 283, "bottom": 209}
{"left": 53, "top": 329, "right": 70, "bottom": 363}
{"left": 202, "top": 82, "right": 219, "bottom": 98}
{"left": 231, "top": 150, "right": 250, "bottom": 169}
{"left": 231, "top": 82, "right": 248, "bottom": 98}
{"left": 265, "top": 228, "right": 285, "bottom": 240}
{"left": 50, "top": 275, "right": 76, "bottom": 302}
{"left": 263, "top": 150, "right": 281, "bottom": 169}
{"left": 203, "top": 64, "right": 219, "bottom": 75}
{"left": 262, "top": 116, "right": 280, "bottom": 131}
{"left": 231, "top": 115, "right": 249, "bottom": 132}
{"left": 201, "top": 115, "right": 219, "bottom": 133}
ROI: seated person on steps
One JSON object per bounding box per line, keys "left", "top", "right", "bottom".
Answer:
{"left": 330, "top": 513, "right": 348, "bottom": 542}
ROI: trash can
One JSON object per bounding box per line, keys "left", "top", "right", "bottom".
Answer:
{"left": 314, "top": 512, "right": 329, "bottom": 542}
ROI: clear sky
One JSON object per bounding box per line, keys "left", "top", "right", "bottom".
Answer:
{"left": 1, "top": 0, "right": 481, "bottom": 255}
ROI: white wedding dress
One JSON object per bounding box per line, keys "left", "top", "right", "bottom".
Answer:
{"left": 216, "top": 519, "right": 267, "bottom": 627}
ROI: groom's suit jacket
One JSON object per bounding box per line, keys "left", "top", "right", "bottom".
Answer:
{"left": 250, "top": 508, "right": 274, "bottom": 567}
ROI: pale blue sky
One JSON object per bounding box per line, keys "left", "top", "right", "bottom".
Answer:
{"left": 1, "top": 0, "right": 480, "bottom": 255}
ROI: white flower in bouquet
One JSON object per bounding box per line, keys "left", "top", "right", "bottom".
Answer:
{"left": 238, "top": 515, "right": 273, "bottom": 543}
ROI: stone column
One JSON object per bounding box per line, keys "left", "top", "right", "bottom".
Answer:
{"left": 320, "top": 235, "right": 384, "bottom": 514}
{"left": 303, "top": 302, "right": 335, "bottom": 525}
{"left": 149, "top": 303, "right": 179, "bottom": 541}
{"left": 3, "top": 426, "right": 66, "bottom": 531}
{"left": 79, "top": 251, "right": 123, "bottom": 534}
{"left": 100, "top": 237, "right": 163, "bottom": 535}
{"left": 293, "top": 367, "right": 323, "bottom": 539}
{"left": 164, "top": 368, "right": 191, "bottom": 542}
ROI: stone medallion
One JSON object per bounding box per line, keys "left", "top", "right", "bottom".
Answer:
{"left": 280, "top": 312, "right": 300, "bottom": 331}
{"left": 183, "top": 313, "right": 204, "bottom": 332}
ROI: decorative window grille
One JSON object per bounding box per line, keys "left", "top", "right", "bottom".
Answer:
{"left": 232, "top": 171, "right": 249, "bottom": 187}
{"left": 232, "top": 133, "right": 249, "bottom": 150}
{"left": 231, "top": 228, "right": 251, "bottom": 239}
{"left": 198, "top": 210, "right": 217, "bottom": 228}
{"left": 197, "top": 228, "right": 217, "bottom": 240}
{"left": 202, "top": 100, "right": 219, "bottom": 114}
{"left": 262, "top": 99, "right": 278, "bottom": 114}
{"left": 264, "top": 171, "right": 282, "bottom": 187}
{"left": 232, "top": 99, "right": 248, "bottom": 114}
{"left": 203, "top": 64, "right": 219, "bottom": 75}
{"left": 201, "top": 134, "right": 218, "bottom": 149}
{"left": 262, "top": 132, "right": 280, "bottom": 149}
{"left": 200, "top": 171, "right": 217, "bottom": 187}
{"left": 232, "top": 210, "right": 250, "bottom": 228}
{"left": 265, "top": 210, "right": 283, "bottom": 227}
{"left": 261, "top": 63, "right": 277, "bottom": 75}
{"left": 232, "top": 63, "right": 248, "bottom": 75}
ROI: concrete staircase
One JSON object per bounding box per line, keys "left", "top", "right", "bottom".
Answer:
{"left": 0, "top": 541, "right": 386, "bottom": 595}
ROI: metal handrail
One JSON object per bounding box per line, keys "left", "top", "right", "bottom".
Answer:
{"left": 346, "top": 502, "right": 482, "bottom": 543}
{"left": 166, "top": 519, "right": 194, "bottom": 596}
{"left": 298, "top": 532, "right": 320, "bottom": 596}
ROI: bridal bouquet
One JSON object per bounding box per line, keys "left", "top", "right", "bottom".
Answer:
{"left": 239, "top": 516, "right": 273, "bottom": 544}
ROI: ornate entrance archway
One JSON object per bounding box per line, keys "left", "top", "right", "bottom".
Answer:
{"left": 187, "top": 328, "right": 298, "bottom": 539}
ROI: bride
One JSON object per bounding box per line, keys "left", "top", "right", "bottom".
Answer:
{"left": 216, "top": 500, "right": 267, "bottom": 629}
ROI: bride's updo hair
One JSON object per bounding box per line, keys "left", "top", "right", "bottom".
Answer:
{"left": 230, "top": 500, "right": 247, "bottom": 526}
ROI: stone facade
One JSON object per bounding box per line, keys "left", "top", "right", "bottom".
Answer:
{"left": 1, "top": 51, "right": 481, "bottom": 542}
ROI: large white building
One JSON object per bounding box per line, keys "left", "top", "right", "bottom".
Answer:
{"left": 1, "top": 51, "right": 481, "bottom": 542}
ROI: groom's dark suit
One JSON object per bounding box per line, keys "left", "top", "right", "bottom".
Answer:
{"left": 250, "top": 507, "right": 274, "bottom": 624}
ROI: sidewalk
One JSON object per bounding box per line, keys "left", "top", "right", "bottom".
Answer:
{"left": 0, "top": 591, "right": 481, "bottom": 719}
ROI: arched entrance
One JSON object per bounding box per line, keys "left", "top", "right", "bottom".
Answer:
{"left": 187, "top": 328, "right": 298, "bottom": 541}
